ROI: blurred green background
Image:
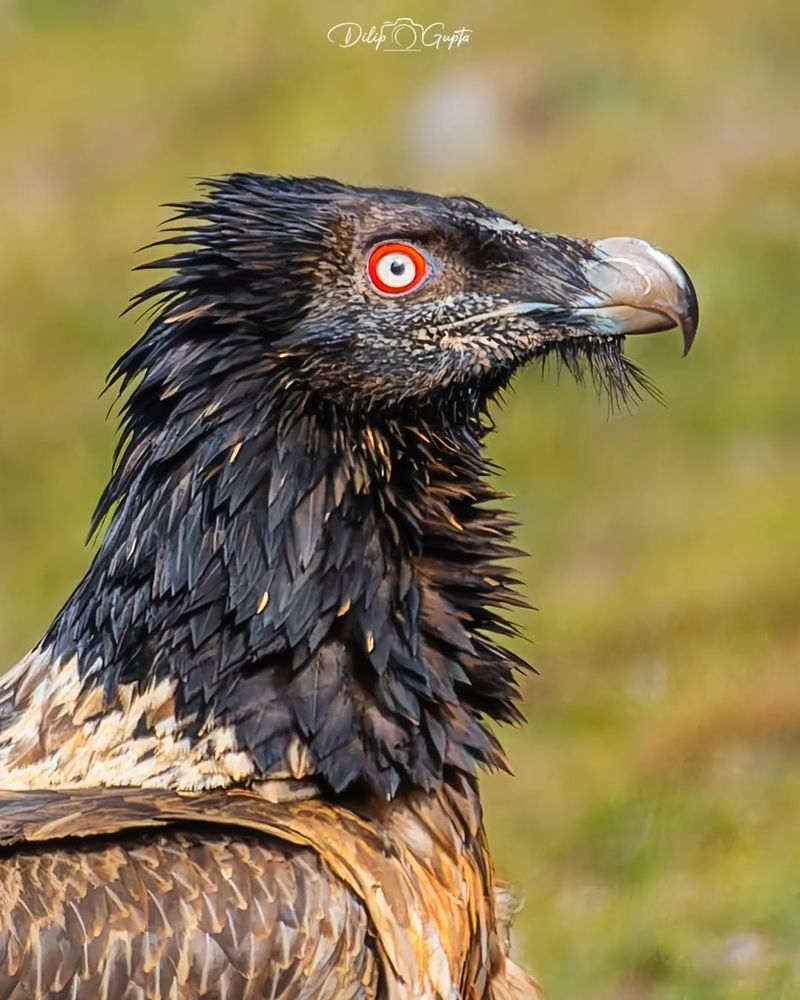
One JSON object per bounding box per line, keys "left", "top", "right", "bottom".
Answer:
{"left": 1, "top": 1, "right": 798, "bottom": 996}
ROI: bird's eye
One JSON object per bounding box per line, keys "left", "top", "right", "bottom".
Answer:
{"left": 367, "top": 241, "right": 428, "bottom": 295}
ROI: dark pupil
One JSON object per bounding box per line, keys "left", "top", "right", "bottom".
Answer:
{"left": 390, "top": 259, "right": 407, "bottom": 276}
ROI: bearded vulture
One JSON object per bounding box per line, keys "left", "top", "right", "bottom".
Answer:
{"left": 0, "top": 175, "right": 697, "bottom": 999}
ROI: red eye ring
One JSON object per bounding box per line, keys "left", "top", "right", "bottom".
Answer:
{"left": 367, "top": 241, "right": 428, "bottom": 295}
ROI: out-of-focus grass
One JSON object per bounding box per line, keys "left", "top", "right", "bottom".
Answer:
{"left": 1, "top": 2, "right": 798, "bottom": 996}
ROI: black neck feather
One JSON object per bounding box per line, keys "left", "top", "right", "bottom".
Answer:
{"left": 46, "top": 312, "right": 529, "bottom": 803}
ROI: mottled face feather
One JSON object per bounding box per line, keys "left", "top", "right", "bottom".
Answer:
{"left": 0, "top": 175, "right": 696, "bottom": 803}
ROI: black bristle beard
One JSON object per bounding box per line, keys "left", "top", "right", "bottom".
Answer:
{"left": 534, "top": 335, "right": 662, "bottom": 411}
{"left": 46, "top": 342, "right": 530, "bottom": 801}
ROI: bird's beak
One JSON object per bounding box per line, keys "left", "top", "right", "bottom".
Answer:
{"left": 575, "top": 237, "right": 699, "bottom": 355}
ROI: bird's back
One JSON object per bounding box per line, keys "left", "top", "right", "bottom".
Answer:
{"left": 0, "top": 781, "right": 540, "bottom": 1000}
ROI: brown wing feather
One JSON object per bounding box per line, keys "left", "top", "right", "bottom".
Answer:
{"left": 0, "top": 824, "right": 378, "bottom": 999}
{"left": 0, "top": 780, "right": 536, "bottom": 999}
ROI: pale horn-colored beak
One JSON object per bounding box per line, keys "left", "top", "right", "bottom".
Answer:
{"left": 579, "top": 237, "right": 699, "bottom": 355}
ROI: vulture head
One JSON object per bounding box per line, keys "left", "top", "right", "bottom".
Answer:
{"left": 4, "top": 176, "right": 697, "bottom": 801}
{"left": 128, "top": 174, "right": 697, "bottom": 416}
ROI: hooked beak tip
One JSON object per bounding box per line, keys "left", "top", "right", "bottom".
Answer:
{"left": 679, "top": 281, "right": 700, "bottom": 357}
